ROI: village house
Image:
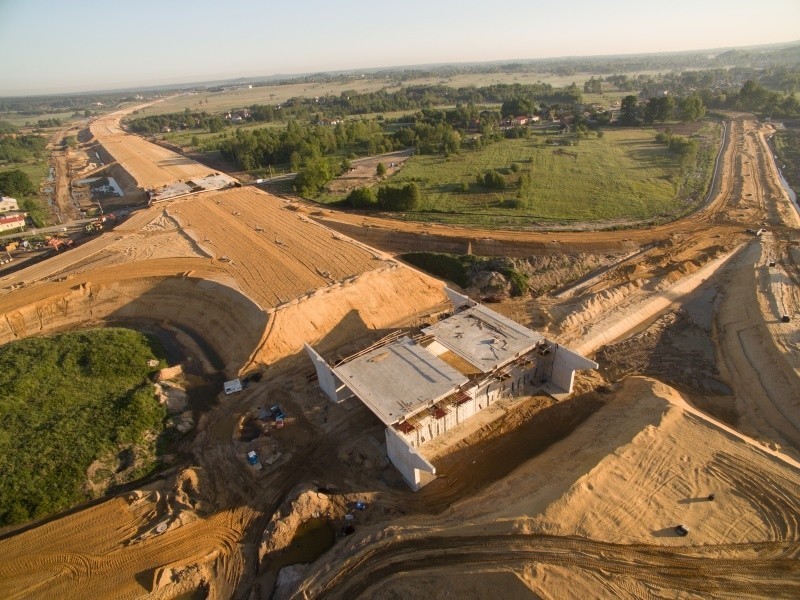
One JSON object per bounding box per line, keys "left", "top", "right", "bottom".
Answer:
{"left": 0, "top": 212, "right": 26, "bottom": 233}
{"left": 0, "top": 196, "right": 19, "bottom": 213}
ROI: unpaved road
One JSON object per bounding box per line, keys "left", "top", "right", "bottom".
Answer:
{"left": 90, "top": 109, "right": 218, "bottom": 189}
{"left": 309, "top": 534, "right": 800, "bottom": 599}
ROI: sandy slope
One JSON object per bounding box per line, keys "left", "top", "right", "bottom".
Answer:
{"left": 298, "top": 378, "right": 800, "bottom": 599}
{"left": 91, "top": 110, "right": 217, "bottom": 189}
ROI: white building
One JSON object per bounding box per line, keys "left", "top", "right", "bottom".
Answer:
{"left": 0, "top": 213, "right": 25, "bottom": 232}
{"left": 306, "top": 289, "right": 597, "bottom": 491}
{"left": 0, "top": 196, "right": 19, "bottom": 213}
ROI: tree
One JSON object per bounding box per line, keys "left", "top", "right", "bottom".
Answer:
{"left": 643, "top": 96, "right": 675, "bottom": 124}
{"left": 501, "top": 98, "right": 532, "bottom": 118}
{"left": 478, "top": 170, "right": 506, "bottom": 190}
{"left": 346, "top": 186, "right": 376, "bottom": 208}
{"left": 293, "top": 158, "right": 333, "bottom": 196}
{"left": 584, "top": 76, "right": 603, "bottom": 94}
{"left": 0, "top": 169, "right": 35, "bottom": 196}
{"left": 678, "top": 94, "right": 706, "bottom": 122}
{"left": 376, "top": 162, "right": 387, "bottom": 176}
{"left": 377, "top": 182, "right": 420, "bottom": 211}
{"left": 619, "top": 95, "right": 639, "bottom": 125}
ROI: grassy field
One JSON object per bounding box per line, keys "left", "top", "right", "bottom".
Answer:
{"left": 0, "top": 328, "right": 167, "bottom": 526}
{"left": 0, "top": 159, "right": 49, "bottom": 184}
{"left": 348, "top": 127, "right": 700, "bottom": 225}
{"left": 132, "top": 69, "right": 655, "bottom": 118}
{"left": 133, "top": 79, "right": 397, "bottom": 117}
{"left": 0, "top": 111, "right": 81, "bottom": 128}
{"left": 773, "top": 126, "right": 800, "bottom": 193}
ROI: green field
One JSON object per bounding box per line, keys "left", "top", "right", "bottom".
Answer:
{"left": 0, "top": 159, "right": 49, "bottom": 184}
{"left": 0, "top": 159, "right": 51, "bottom": 226}
{"left": 0, "top": 111, "right": 81, "bottom": 128}
{"left": 132, "top": 79, "right": 397, "bottom": 118}
{"left": 0, "top": 328, "right": 168, "bottom": 526}
{"left": 130, "top": 69, "right": 655, "bottom": 119}
{"left": 346, "top": 127, "right": 714, "bottom": 226}
{"left": 773, "top": 126, "right": 800, "bottom": 194}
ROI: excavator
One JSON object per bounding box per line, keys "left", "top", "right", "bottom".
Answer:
{"left": 46, "top": 236, "right": 75, "bottom": 252}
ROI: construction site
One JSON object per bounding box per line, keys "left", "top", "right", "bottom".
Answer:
{"left": 0, "top": 97, "right": 798, "bottom": 600}
{"left": 307, "top": 289, "right": 596, "bottom": 490}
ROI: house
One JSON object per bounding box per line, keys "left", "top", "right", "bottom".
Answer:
{"left": 512, "top": 115, "right": 529, "bottom": 126}
{"left": 0, "top": 197, "right": 19, "bottom": 213}
{"left": 0, "top": 213, "right": 26, "bottom": 233}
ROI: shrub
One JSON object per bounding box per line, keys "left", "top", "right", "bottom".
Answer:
{"left": 377, "top": 182, "right": 420, "bottom": 211}
{"left": 346, "top": 186, "right": 377, "bottom": 208}
{"left": 500, "top": 198, "right": 524, "bottom": 208}
{"left": 481, "top": 170, "right": 506, "bottom": 190}
{"left": 401, "top": 252, "right": 470, "bottom": 287}
{"left": 0, "top": 328, "right": 167, "bottom": 525}
{"left": 505, "top": 268, "right": 530, "bottom": 297}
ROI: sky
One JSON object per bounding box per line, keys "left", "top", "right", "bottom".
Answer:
{"left": 1, "top": 0, "right": 799, "bottom": 96}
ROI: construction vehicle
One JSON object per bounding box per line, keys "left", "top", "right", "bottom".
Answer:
{"left": 85, "top": 219, "right": 104, "bottom": 233}
{"left": 46, "top": 237, "right": 74, "bottom": 252}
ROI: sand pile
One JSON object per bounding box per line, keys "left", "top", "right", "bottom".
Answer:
{"left": 259, "top": 484, "right": 347, "bottom": 562}
{"left": 254, "top": 265, "right": 447, "bottom": 364}
{"left": 293, "top": 377, "right": 800, "bottom": 598}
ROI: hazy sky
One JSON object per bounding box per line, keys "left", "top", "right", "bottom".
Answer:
{"left": 1, "top": 0, "right": 798, "bottom": 96}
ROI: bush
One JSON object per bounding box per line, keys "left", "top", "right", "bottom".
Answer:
{"left": 376, "top": 162, "right": 387, "bottom": 176}
{"left": 500, "top": 198, "right": 524, "bottom": 208}
{"left": 0, "top": 169, "right": 35, "bottom": 196}
{"left": 401, "top": 252, "right": 470, "bottom": 287}
{"left": 0, "top": 328, "right": 167, "bottom": 525}
{"left": 377, "top": 182, "right": 420, "bottom": 211}
{"left": 509, "top": 162, "right": 520, "bottom": 172}
{"left": 346, "top": 186, "right": 377, "bottom": 208}
{"left": 481, "top": 170, "right": 506, "bottom": 190}
{"left": 504, "top": 268, "right": 530, "bottom": 297}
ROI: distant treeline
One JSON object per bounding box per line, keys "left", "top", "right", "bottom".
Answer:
{"left": 254, "top": 43, "right": 800, "bottom": 86}
{"left": 126, "top": 111, "right": 228, "bottom": 135}
{"left": 126, "top": 83, "right": 583, "bottom": 134}
{"left": 216, "top": 117, "right": 468, "bottom": 173}
{"left": 0, "top": 92, "right": 137, "bottom": 115}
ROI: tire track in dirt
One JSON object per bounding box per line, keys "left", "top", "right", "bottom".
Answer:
{"left": 305, "top": 533, "right": 800, "bottom": 599}
{"left": 708, "top": 452, "right": 800, "bottom": 541}
{"left": 168, "top": 188, "right": 380, "bottom": 309}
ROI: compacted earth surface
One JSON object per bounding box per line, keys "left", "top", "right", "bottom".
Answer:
{"left": 0, "top": 106, "right": 798, "bottom": 600}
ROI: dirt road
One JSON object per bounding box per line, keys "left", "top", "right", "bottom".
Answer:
{"left": 91, "top": 109, "right": 218, "bottom": 189}
{"left": 309, "top": 534, "right": 800, "bottom": 599}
